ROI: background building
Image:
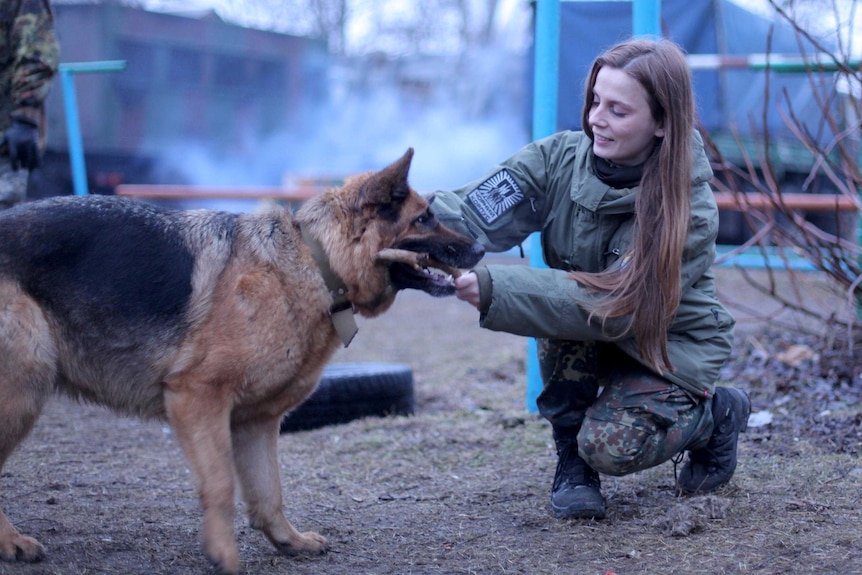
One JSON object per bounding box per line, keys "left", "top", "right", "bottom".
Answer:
{"left": 33, "top": 2, "right": 328, "bottom": 197}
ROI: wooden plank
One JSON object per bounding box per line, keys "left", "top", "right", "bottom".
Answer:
{"left": 713, "top": 191, "right": 857, "bottom": 212}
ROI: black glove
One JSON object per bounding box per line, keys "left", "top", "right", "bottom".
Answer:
{"left": 4, "top": 117, "right": 40, "bottom": 171}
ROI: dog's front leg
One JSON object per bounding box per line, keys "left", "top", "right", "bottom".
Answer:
{"left": 164, "top": 388, "right": 240, "bottom": 575}
{"left": 232, "top": 418, "right": 329, "bottom": 556}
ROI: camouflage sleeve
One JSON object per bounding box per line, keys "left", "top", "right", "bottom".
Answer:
{"left": 9, "top": 0, "right": 60, "bottom": 126}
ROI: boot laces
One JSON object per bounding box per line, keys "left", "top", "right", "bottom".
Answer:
{"left": 553, "top": 441, "right": 599, "bottom": 491}
{"left": 671, "top": 451, "right": 685, "bottom": 484}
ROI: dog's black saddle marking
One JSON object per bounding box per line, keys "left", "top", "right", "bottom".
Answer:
{"left": 0, "top": 196, "right": 234, "bottom": 333}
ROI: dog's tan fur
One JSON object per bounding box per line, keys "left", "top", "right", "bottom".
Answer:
{"left": 0, "top": 149, "right": 483, "bottom": 573}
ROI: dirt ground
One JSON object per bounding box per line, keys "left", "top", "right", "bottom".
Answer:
{"left": 1, "top": 257, "right": 860, "bottom": 575}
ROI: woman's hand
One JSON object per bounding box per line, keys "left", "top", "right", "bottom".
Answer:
{"left": 454, "top": 271, "right": 481, "bottom": 309}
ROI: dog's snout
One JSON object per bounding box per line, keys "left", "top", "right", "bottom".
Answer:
{"left": 471, "top": 242, "right": 485, "bottom": 260}
{"left": 449, "top": 241, "right": 484, "bottom": 267}
{"left": 447, "top": 243, "right": 484, "bottom": 257}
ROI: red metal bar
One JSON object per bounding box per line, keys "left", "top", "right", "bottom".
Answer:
{"left": 115, "top": 185, "right": 323, "bottom": 201}
{"left": 712, "top": 192, "right": 857, "bottom": 212}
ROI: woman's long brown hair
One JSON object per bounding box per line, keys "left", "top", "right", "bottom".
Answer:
{"left": 571, "top": 38, "right": 694, "bottom": 373}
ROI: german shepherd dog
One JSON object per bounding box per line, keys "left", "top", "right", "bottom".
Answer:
{"left": 0, "top": 149, "right": 484, "bottom": 573}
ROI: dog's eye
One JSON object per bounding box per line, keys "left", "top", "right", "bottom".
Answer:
{"left": 415, "top": 211, "right": 437, "bottom": 227}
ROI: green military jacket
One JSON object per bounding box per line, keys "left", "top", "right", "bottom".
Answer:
{"left": 432, "top": 130, "right": 734, "bottom": 399}
{"left": 0, "top": 0, "right": 60, "bottom": 145}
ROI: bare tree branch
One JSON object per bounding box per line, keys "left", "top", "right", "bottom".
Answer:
{"left": 707, "top": 0, "right": 862, "bottom": 347}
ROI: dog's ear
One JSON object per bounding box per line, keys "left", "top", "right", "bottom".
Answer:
{"left": 361, "top": 148, "right": 414, "bottom": 208}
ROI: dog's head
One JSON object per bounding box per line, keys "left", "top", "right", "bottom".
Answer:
{"left": 298, "top": 148, "right": 484, "bottom": 317}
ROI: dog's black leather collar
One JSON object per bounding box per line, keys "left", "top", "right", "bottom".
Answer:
{"left": 299, "top": 224, "right": 358, "bottom": 347}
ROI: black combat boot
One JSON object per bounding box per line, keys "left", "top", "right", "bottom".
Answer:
{"left": 550, "top": 435, "right": 606, "bottom": 519}
{"left": 677, "top": 387, "right": 751, "bottom": 495}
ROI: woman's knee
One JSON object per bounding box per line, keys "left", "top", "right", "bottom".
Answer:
{"left": 577, "top": 417, "right": 660, "bottom": 476}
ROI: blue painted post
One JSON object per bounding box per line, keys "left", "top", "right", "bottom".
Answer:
{"left": 525, "top": 0, "right": 560, "bottom": 412}
{"left": 59, "top": 68, "right": 86, "bottom": 196}
{"left": 58, "top": 61, "right": 126, "bottom": 196}
{"left": 525, "top": 0, "right": 661, "bottom": 412}
{"left": 633, "top": 0, "right": 661, "bottom": 37}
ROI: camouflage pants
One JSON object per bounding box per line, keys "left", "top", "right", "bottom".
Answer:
{"left": 0, "top": 158, "right": 29, "bottom": 210}
{"left": 536, "top": 339, "right": 714, "bottom": 477}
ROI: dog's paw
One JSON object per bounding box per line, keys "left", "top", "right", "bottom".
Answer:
{"left": 203, "top": 538, "right": 240, "bottom": 575}
{"left": 0, "top": 533, "right": 46, "bottom": 563}
{"left": 277, "top": 531, "right": 329, "bottom": 556}
{"left": 300, "top": 531, "right": 329, "bottom": 554}
{"left": 207, "top": 551, "right": 240, "bottom": 575}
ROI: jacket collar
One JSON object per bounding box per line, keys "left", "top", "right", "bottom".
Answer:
{"left": 571, "top": 130, "right": 713, "bottom": 214}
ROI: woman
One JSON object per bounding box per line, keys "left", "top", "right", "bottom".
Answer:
{"left": 432, "top": 37, "right": 749, "bottom": 519}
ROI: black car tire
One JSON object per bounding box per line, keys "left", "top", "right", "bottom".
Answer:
{"left": 279, "top": 362, "right": 415, "bottom": 433}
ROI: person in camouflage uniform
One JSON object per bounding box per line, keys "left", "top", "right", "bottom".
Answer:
{"left": 0, "top": 0, "right": 59, "bottom": 209}
{"left": 432, "top": 38, "right": 750, "bottom": 520}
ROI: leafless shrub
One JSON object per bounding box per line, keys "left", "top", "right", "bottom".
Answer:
{"left": 703, "top": 0, "right": 862, "bottom": 349}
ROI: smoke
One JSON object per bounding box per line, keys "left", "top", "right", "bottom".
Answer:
{"left": 150, "top": 48, "right": 530, "bottom": 210}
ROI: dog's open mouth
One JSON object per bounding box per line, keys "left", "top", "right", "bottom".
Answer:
{"left": 376, "top": 248, "right": 462, "bottom": 295}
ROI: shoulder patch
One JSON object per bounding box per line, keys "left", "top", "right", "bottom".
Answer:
{"left": 467, "top": 170, "right": 525, "bottom": 225}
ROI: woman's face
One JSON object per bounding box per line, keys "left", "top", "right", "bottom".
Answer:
{"left": 588, "top": 66, "right": 665, "bottom": 167}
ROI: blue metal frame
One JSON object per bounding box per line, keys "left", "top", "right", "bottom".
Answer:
{"left": 526, "top": 0, "right": 661, "bottom": 412}
{"left": 58, "top": 60, "right": 126, "bottom": 196}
